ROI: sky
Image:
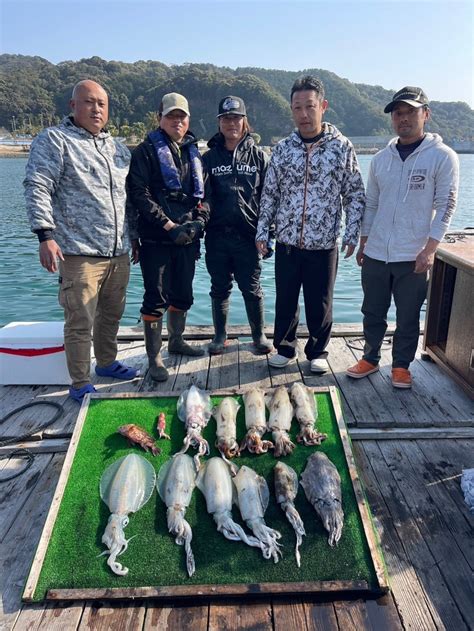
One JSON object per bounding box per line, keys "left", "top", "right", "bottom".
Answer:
{"left": 1, "top": 0, "right": 473, "bottom": 107}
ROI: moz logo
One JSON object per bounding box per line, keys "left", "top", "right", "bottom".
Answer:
{"left": 211, "top": 164, "right": 257, "bottom": 176}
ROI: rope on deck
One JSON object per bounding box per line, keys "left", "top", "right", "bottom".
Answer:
{"left": 0, "top": 400, "right": 64, "bottom": 482}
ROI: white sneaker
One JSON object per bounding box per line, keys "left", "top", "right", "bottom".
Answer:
{"left": 268, "top": 353, "right": 294, "bottom": 368}
{"left": 310, "top": 358, "right": 329, "bottom": 374}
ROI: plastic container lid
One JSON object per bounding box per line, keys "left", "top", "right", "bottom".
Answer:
{"left": 0, "top": 321, "right": 65, "bottom": 348}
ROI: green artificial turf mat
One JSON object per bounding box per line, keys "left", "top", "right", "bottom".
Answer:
{"left": 31, "top": 391, "right": 379, "bottom": 600}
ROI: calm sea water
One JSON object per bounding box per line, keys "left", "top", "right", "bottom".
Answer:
{"left": 0, "top": 154, "right": 472, "bottom": 327}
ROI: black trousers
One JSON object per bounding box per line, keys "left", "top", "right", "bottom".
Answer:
{"left": 274, "top": 243, "right": 338, "bottom": 360}
{"left": 205, "top": 231, "right": 263, "bottom": 303}
{"left": 139, "top": 240, "right": 200, "bottom": 318}
{"left": 361, "top": 255, "right": 428, "bottom": 369}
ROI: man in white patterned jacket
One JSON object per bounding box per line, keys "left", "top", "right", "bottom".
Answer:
{"left": 24, "top": 80, "right": 138, "bottom": 402}
{"left": 256, "top": 76, "right": 365, "bottom": 373}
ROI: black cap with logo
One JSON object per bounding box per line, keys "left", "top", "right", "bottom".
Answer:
{"left": 217, "top": 96, "right": 247, "bottom": 117}
{"left": 384, "top": 86, "right": 429, "bottom": 113}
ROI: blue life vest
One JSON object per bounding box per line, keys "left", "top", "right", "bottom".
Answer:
{"left": 148, "top": 130, "right": 204, "bottom": 199}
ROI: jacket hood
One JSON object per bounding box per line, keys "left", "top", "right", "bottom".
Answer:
{"left": 207, "top": 131, "right": 254, "bottom": 150}
{"left": 150, "top": 128, "right": 198, "bottom": 149}
{"left": 62, "top": 115, "right": 111, "bottom": 140}
{"left": 290, "top": 122, "right": 342, "bottom": 147}
{"left": 387, "top": 132, "right": 444, "bottom": 154}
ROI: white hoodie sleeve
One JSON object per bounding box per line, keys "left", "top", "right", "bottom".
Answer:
{"left": 360, "top": 156, "right": 380, "bottom": 237}
{"left": 429, "top": 150, "right": 459, "bottom": 242}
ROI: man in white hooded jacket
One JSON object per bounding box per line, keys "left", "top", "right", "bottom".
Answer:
{"left": 347, "top": 86, "right": 459, "bottom": 388}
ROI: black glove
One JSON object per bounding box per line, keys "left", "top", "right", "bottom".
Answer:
{"left": 262, "top": 238, "right": 275, "bottom": 259}
{"left": 182, "top": 220, "right": 204, "bottom": 240}
{"left": 168, "top": 224, "right": 193, "bottom": 246}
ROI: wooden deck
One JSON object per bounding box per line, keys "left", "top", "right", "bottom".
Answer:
{"left": 1, "top": 325, "right": 473, "bottom": 630}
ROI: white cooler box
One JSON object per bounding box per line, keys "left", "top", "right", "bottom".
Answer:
{"left": 0, "top": 321, "right": 72, "bottom": 385}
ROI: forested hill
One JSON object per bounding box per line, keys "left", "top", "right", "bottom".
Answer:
{"left": 1, "top": 54, "right": 472, "bottom": 144}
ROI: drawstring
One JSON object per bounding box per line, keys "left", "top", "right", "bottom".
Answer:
{"left": 403, "top": 150, "right": 421, "bottom": 203}
{"left": 387, "top": 153, "right": 393, "bottom": 172}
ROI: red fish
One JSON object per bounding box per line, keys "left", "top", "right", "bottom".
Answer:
{"left": 118, "top": 424, "right": 161, "bottom": 456}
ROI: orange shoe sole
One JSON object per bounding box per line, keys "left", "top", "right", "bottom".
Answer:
{"left": 346, "top": 365, "right": 379, "bottom": 379}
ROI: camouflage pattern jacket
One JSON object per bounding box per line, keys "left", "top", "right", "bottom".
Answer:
{"left": 256, "top": 123, "right": 365, "bottom": 250}
{"left": 24, "top": 116, "right": 131, "bottom": 257}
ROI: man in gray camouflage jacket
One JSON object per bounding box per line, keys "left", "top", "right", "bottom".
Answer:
{"left": 256, "top": 76, "right": 365, "bottom": 373}
{"left": 24, "top": 80, "right": 138, "bottom": 402}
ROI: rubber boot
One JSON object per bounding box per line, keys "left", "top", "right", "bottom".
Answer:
{"left": 167, "top": 309, "right": 204, "bottom": 356}
{"left": 143, "top": 318, "right": 169, "bottom": 382}
{"left": 244, "top": 297, "right": 273, "bottom": 354}
{"left": 208, "top": 298, "right": 230, "bottom": 355}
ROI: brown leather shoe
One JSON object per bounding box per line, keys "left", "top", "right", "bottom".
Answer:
{"left": 346, "top": 359, "right": 379, "bottom": 379}
{"left": 391, "top": 368, "right": 412, "bottom": 388}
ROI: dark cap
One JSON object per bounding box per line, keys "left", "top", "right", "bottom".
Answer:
{"left": 217, "top": 95, "right": 246, "bottom": 117}
{"left": 384, "top": 86, "right": 429, "bottom": 113}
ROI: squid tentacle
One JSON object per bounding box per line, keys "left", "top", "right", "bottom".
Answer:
{"left": 281, "top": 500, "right": 306, "bottom": 567}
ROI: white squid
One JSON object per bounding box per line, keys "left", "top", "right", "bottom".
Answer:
{"left": 196, "top": 457, "right": 263, "bottom": 552}
{"left": 265, "top": 386, "right": 295, "bottom": 457}
{"left": 213, "top": 397, "right": 241, "bottom": 464}
{"left": 289, "top": 382, "right": 327, "bottom": 446}
{"left": 240, "top": 388, "right": 274, "bottom": 454}
{"left": 99, "top": 453, "right": 156, "bottom": 576}
{"left": 157, "top": 453, "right": 197, "bottom": 577}
{"left": 177, "top": 385, "right": 212, "bottom": 469}
{"left": 274, "top": 462, "right": 306, "bottom": 567}
{"left": 233, "top": 465, "right": 282, "bottom": 563}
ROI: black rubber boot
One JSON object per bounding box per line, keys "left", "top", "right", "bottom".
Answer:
{"left": 167, "top": 310, "right": 204, "bottom": 356}
{"left": 143, "top": 319, "right": 169, "bottom": 382}
{"left": 244, "top": 298, "right": 273, "bottom": 354}
{"left": 208, "top": 298, "right": 229, "bottom": 355}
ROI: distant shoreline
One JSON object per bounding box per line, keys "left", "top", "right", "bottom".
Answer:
{"left": 1, "top": 144, "right": 472, "bottom": 157}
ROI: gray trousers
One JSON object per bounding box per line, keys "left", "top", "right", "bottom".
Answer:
{"left": 361, "top": 256, "right": 428, "bottom": 369}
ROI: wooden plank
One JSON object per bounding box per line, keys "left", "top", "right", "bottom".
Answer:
{"left": 0, "top": 453, "right": 53, "bottom": 542}
{"left": 322, "top": 338, "right": 396, "bottom": 427}
{"left": 169, "top": 345, "right": 211, "bottom": 393}
{"left": 334, "top": 599, "right": 370, "bottom": 630}
{"left": 144, "top": 603, "right": 208, "bottom": 631}
{"left": 365, "top": 595, "right": 403, "bottom": 631}
{"left": 358, "top": 441, "right": 467, "bottom": 630}
{"left": 377, "top": 440, "right": 474, "bottom": 623}
{"left": 417, "top": 439, "right": 474, "bottom": 523}
{"left": 46, "top": 580, "right": 370, "bottom": 601}
{"left": 330, "top": 388, "right": 388, "bottom": 593}
{"left": 209, "top": 601, "right": 272, "bottom": 631}
{"left": 349, "top": 427, "right": 474, "bottom": 440}
{"left": 352, "top": 441, "right": 445, "bottom": 630}
{"left": 0, "top": 454, "right": 64, "bottom": 631}
{"left": 417, "top": 339, "right": 474, "bottom": 416}
{"left": 22, "top": 397, "right": 92, "bottom": 601}
{"left": 303, "top": 601, "right": 339, "bottom": 631}
{"left": 78, "top": 601, "right": 145, "bottom": 630}
{"left": 403, "top": 440, "right": 474, "bottom": 571}
{"left": 237, "top": 340, "right": 272, "bottom": 390}
{"left": 273, "top": 599, "right": 308, "bottom": 631}
{"left": 207, "top": 340, "right": 240, "bottom": 390}
{"left": 12, "top": 601, "right": 84, "bottom": 631}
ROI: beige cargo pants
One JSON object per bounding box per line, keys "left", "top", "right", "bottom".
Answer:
{"left": 58, "top": 254, "right": 130, "bottom": 388}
